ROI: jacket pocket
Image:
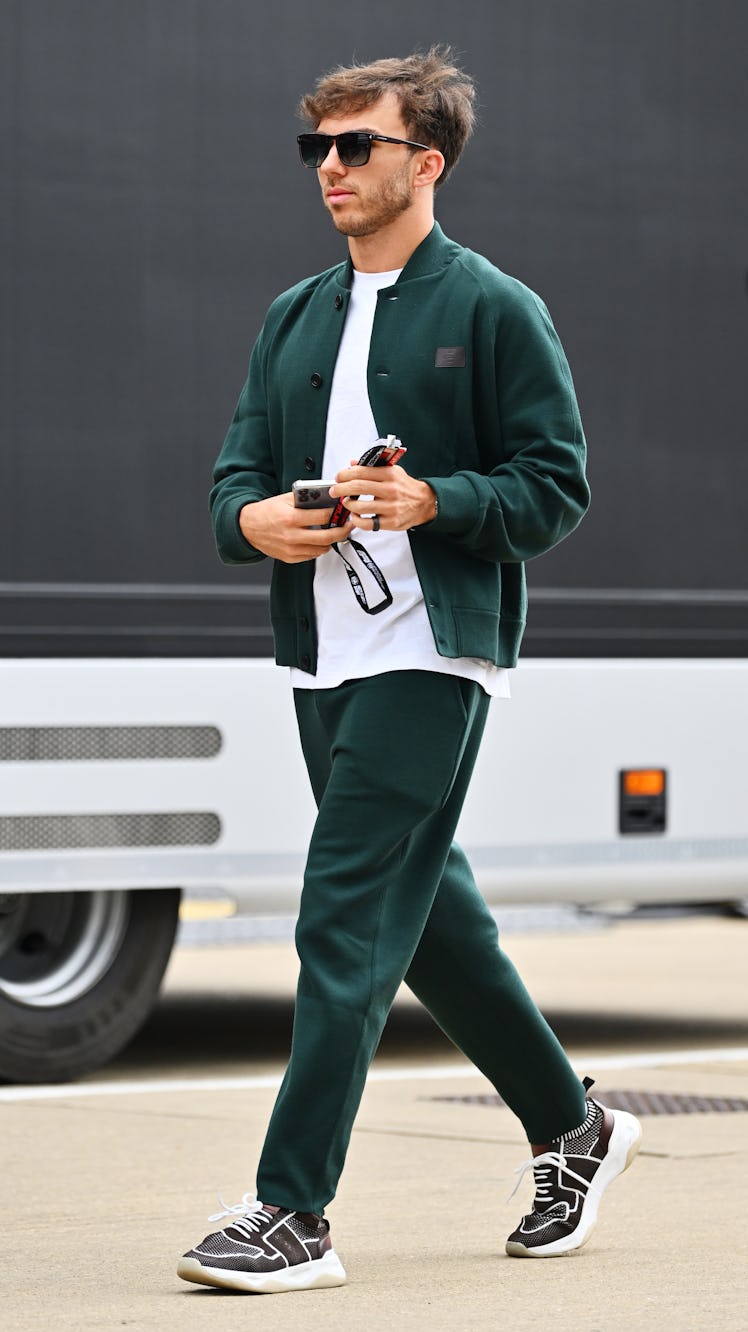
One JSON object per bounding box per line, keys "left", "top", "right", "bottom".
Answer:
{"left": 452, "top": 605, "right": 501, "bottom": 661}
{"left": 271, "top": 615, "right": 297, "bottom": 666}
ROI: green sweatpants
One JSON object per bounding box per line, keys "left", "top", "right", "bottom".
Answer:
{"left": 256, "top": 670, "right": 586, "bottom": 1213}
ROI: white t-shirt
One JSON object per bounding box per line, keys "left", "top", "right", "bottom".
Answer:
{"left": 290, "top": 268, "right": 510, "bottom": 698}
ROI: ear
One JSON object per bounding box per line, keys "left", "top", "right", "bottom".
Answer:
{"left": 414, "top": 148, "right": 446, "bottom": 189}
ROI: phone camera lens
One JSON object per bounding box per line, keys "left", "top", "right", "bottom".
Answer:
{"left": 310, "top": 488, "right": 320, "bottom": 501}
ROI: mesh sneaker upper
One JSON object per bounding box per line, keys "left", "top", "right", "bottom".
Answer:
{"left": 183, "top": 1196, "right": 330, "bottom": 1275}
{"left": 558, "top": 1101, "right": 604, "bottom": 1158}
{"left": 507, "top": 1093, "right": 612, "bottom": 1249}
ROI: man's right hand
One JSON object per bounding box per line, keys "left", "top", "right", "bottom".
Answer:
{"left": 238, "top": 493, "right": 356, "bottom": 564}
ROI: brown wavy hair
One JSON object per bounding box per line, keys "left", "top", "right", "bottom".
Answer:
{"left": 298, "top": 46, "right": 477, "bottom": 187}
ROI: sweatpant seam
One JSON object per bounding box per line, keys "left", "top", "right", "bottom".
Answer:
{"left": 305, "top": 1008, "right": 368, "bottom": 1213}
{"left": 305, "top": 838, "right": 425, "bottom": 1211}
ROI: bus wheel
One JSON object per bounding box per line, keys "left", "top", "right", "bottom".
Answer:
{"left": 0, "top": 888, "right": 180, "bottom": 1083}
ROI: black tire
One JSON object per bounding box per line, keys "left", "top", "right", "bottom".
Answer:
{"left": 0, "top": 888, "right": 180, "bottom": 1083}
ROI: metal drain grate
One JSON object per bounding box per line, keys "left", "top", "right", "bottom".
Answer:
{"left": 427, "top": 1090, "right": 748, "bottom": 1115}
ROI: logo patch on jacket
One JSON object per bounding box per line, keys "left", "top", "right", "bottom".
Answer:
{"left": 435, "top": 346, "right": 466, "bottom": 368}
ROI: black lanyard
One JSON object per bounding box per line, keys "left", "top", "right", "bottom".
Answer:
{"left": 327, "top": 436, "right": 403, "bottom": 614}
{"left": 332, "top": 538, "right": 393, "bottom": 615}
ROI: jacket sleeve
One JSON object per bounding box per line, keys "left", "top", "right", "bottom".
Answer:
{"left": 209, "top": 330, "right": 278, "bottom": 565}
{"left": 423, "top": 284, "right": 590, "bottom": 563}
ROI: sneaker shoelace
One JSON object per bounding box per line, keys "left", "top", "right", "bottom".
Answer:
{"left": 208, "top": 1193, "right": 279, "bottom": 1240}
{"left": 508, "top": 1151, "right": 602, "bottom": 1208}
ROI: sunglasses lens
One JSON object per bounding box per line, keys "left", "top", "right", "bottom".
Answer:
{"left": 298, "top": 134, "right": 330, "bottom": 167}
{"left": 298, "top": 133, "right": 373, "bottom": 167}
{"left": 336, "top": 133, "right": 371, "bottom": 166}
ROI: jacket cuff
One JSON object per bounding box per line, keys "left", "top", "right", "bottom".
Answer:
{"left": 214, "top": 495, "right": 266, "bottom": 564}
{"left": 422, "top": 474, "right": 479, "bottom": 535}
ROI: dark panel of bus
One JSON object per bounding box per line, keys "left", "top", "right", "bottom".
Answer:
{"left": 2, "top": 0, "right": 746, "bottom": 657}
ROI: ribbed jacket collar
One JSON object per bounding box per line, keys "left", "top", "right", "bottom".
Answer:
{"left": 335, "top": 222, "right": 459, "bottom": 291}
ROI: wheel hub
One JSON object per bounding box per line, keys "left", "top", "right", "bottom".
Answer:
{"left": 0, "top": 891, "right": 130, "bottom": 1008}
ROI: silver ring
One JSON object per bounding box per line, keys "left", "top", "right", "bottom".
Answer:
{"left": 372, "top": 515, "right": 380, "bottom": 532}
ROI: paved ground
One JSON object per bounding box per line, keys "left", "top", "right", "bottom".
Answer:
{"left": 3, "top": 915, "right": 748, "bottom": 1330}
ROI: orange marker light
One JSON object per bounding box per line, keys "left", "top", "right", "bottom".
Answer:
{"left": 623, "top": 769, "right": 666, "bottom": 797}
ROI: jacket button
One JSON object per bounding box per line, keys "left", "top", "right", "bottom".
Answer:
{"left": 310, "top": 372, "right": 323, "bottom": 389}
{"left": 301, "top": 654, "right": 311, "bottom": 670}
{"left": 304, "top": 456, "right": 315, "bottom": 472}
{"left": 334, "top": 294, "right": 343, "bottom": 310}
{"left": 299, "top": 616, "right": 309, "bottom": 632}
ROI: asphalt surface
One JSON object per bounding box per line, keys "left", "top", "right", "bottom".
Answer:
{"left": 3, "top": 914, "right": 748, "bottom": 1330}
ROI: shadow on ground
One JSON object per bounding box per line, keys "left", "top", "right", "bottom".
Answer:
{"left": 115, "top": 989, "right": 748, "bottom": 1077}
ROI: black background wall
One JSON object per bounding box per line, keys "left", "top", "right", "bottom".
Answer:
{"left": 1, "top": 0, "right": 746, "bottom": 655}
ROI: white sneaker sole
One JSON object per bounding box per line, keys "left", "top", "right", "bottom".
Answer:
{"left": 505, "top": 1109, "right": 643, "bottom": 1258}
{"left": 177, "top": 1247, "right": 347, "bottom": 1293}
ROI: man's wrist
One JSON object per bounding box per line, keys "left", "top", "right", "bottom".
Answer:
{"left": 422, "top": 484, "right": 438, "bottom": 525}
{"left": 238, "top": 499, "right": 258, "bottom": 547}
{"left": 410, "top": 483, "right": 438, "bottom": 531}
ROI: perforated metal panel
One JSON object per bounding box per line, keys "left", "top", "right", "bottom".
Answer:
{"left": 0, "top": 812, "right": 221, "bottom": 851}
{"left": 0, "top": 725, "right": 222, "bottom": 763}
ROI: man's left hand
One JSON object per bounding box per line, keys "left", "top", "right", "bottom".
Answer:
{"left": 330, "top": 465, "right": 437, "bottom": 531}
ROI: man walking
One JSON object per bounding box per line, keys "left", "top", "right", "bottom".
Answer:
{"left": 178, "top": 47, "right": 641, "bottom": 1295}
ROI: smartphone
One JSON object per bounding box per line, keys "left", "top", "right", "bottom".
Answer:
{"left": 292, "top": 480, "right": 337, "bottom": 510}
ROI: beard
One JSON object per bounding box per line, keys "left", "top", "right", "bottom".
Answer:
{"left": 323, "top": 160, "right": 415, "bottom": 237}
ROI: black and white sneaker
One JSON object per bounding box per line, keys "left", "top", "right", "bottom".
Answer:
{"left": 505, "top": 1078, "right": 642, "bottom": 1258}
{"left": 177, "top": 1194, "right": 347, "bottom": 1293}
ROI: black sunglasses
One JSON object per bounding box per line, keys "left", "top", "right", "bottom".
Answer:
{"left": 297, "top": 131, "right": 431, "bottom": 169}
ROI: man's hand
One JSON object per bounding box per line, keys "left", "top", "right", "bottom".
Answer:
{"left": 330, "top": 465, "right": 437, "bottom": 532}
{"left": 239, "top": 492, "right": 355, "bottom": 563}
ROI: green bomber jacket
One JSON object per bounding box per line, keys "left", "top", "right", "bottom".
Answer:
{"left": 210, "top": 223, "right": 590, "bottom": 673}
